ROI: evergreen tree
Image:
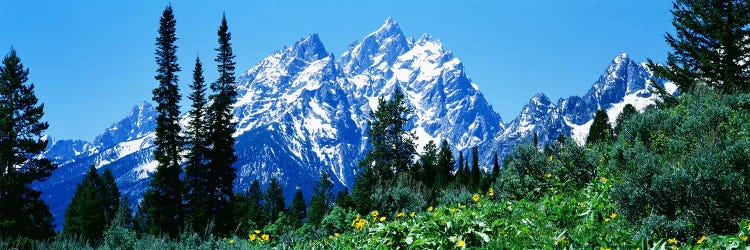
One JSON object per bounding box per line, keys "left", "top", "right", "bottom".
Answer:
{"left": 233, "top": 179, "right": 268, "bottom": 232}
{"left": 0, "top": 48, "right": 56, "bottom": 239}
{"left": 184, "top": 56, "right": 212, "bottom": 232}
{"left": 533, "top": 132, "right": 539, "bottom": 148}
{"left": 100, "top": 169, "right": 120, "bottom": 225}
{"left": 492, "top": 151, "right": 500, "bottom": 180}
{"left": 647, "top": 0, "right": 750, "bottom": 95}
{"left": 614, "top": 104, "right": 638, "bottom": 135}
{"left": 357, "top": 88, "right": 416, "bottom": 181}
{"left": 470, "top": 146, "right": 481, "bottom": 190}
{"left": 455, "top": 151, "right": 467, "bottom": 185}
{"left": 266, "top": 177, "right": 285, "bottom": 224}
{"left": 586, "top": 110, "right": 614, "bottom": 146}
{"left": 142, "top": 5, "right": 184, "bottom": 238}
{"left": 289, "top": 189, "right": 306, "bottom": 226}
{"left": 416, "top": 141, "right": 438, "bottom": 188}
{"left": 334, "top": 188, "right": 354, "bottom": 210}
{"left": 204, "top": 13, "right": 238, "bottom": 236}
{"left": 64, "top": 167, "right": 121, "bottom": 245}
{"left": 434, "top": 140, "right": 455, "bottom": 189}
{"left": 247, "top": 180, "right": 267, "bottom": 228}
{"left": 351, "top": 88, "right": 416, "bottom": 213}
{"left": 307, "top": 170, "right": 333, "bottom": 226}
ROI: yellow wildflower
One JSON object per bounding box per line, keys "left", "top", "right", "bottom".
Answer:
{"left": 544, "top": 173, "right": 552, "bottom": 178}
{"left": 599, "top": 156, "right": 605, "bottom": 163}
{"left": 578, "top": 202, "right": 584, "bottom": 208}
{"left": 254, "top": 230, "right": 261, "bottom": 234}
{"left": 371, "top": 210, "right": 379, "bottom": 218}
{"left": 410, "top": 212, "right": 416, "bottom": 217}
{"left": 397, "top": 211, "right": 406, "bottom": 217}
{"left": 334, "top": 232, "right": 340, "bottom": 237}
{"left": 229, "top": 239, "right": 234, "bottom": 244}
{"left": 223, "top": 237, "right": 227, "bottom": 241}
{"left": 667, "top": 238, "right": 677, "bottom": 244}
{"left": 472, "top": 194, "right": 480, "bottom": 202}
{"left": 428, "top": 206, "right": 433, "bottom": 211}
{"left": 697, "top": 235, "right": 706, "bottom": 244}
{"left": 487, "top": 188, "right": 494, "bottom": 197}
{"left": 456, "top": 239, "right": 466, "bottom": 248}
{"left": 549, "top": 155, "right": 553, "bottom": 162}
{"left": 600, "top": 247, "right": 611, "bottom": 250}
{"left": 604, "top": 218, "right": 610, "bottom": 222}
{"left": 742, "top": 235, "right": 748, "bottom": 242}
{"left": 600, "top": 176, "right": 607, "bottom": 183}
{"left": 450, "top": 207, "right": 458, "bottom": 213}
{"left": 555, "top": 235, "right": 566, "bottom": 245}
{"left": 379, "top": 216, "right": 386, "bottom": 222}
{"left": 261, "top": 234, "right": 270, "bottom": 241}
{"left": 249, "top": 234, "right": 257, "bottom": 241}
{"left": 610, "top": 213, "right": 617, "bottom": 219}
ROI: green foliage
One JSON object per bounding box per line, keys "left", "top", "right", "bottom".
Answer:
{"left": 586, "top": 109, "right": 614, "bottom": 146}
{"left": 266, "top": 177, "right": 285, "bottom": 224}
{"left": 64, "top": 167, "right": 121, "bottom": 246}
{"left": 369, "top": 174, "right": 428, "bottom": 216}
{"left": 184, "top": 56, "right": 212, "bottom": 234}
{"left": 202, "top": 13, "right": 239, "bottom": 236}
{"left": 0, "top": 48, "right": 56, "bottom": 240}
{"left": 497, "top": 144, "right": 550, "bottom": 200}
{"left": 319, "top": 206, "right": 358, "bottom": 235}
{"left": 357, "top": 87, "right": 416, "bottom": 182}
{"left": 647, "top": 0, "right": 750, "bottom": 95}
{"left": 470, "top": 146, "right": 481, "bottom": 190}
{"left": 307, "top": 171, "right": 333, "bottom": 226}
{"left": 434, "top": 140, "right": 455, "bottom": 190}
{"left": 614, "top": 103, "right": 638, "bottom": 135}
{"left": 289, "top": 189, "right": 306, "bottom": 227}
{"left": 611, "top": 92, "right": 750, "bottom": 238}
{"left": 145, "top": 5, "right": 184, "bottom": 238}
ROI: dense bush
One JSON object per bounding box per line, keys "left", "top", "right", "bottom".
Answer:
{"left": 611, "top": 91, "right": 750, "bottom": 238}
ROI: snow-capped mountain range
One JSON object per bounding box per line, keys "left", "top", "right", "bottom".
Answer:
{"left": 33, "top": 18, "right": 671, "bottom": 229}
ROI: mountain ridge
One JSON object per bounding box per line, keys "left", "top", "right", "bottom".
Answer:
{"left": 34, "top": 18, "right": 670, "bottom": 229}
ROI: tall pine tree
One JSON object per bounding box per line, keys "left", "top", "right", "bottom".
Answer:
{"left": 204, "top": 13, "right": 238, "bottom": 236}
{"left": 142, "top": 5, "right": 184, "bottom": 237}
{"left": 64, "top": 167, "right": 120, "bottom": 246}
{"left": 0, "top": 48, "right": 56, "bottom": 239}
{"left": 266, "top": 177, "right": 285, "bottom": 224}
{"left": 470, "top": 146, "right": 481, "bottom": 190}
{"left": 586, "top": 109, "right": 614, "bottom": 147}
{"left": 434, "top": 140, "right": 455, "bottom": 189}
{"left": 184, "top": 56, "right": 211, "bottom": 231}
{"left": 415, "top": 141, "right": 438, "bottom": 188}
{"left": 492, "top": 151, "right": 500, "bottom": 180}
{"left": 307, "top": 170, "right": 333, "bottom": 226}
{"left": 647, "top": 0, "right": 750, "bottom": 94}
{"left": 357, "top": 88, "right": 416, "bottom": 181}
{"left": 289, "top": 188, "right": 306, "bottom": 227}
{"left": 351, "top": 88, "right": 416, "bottom": 213}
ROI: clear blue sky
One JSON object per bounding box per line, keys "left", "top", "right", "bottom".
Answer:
{"left": 0, "top": 1, "right": 674, "bottom": 141}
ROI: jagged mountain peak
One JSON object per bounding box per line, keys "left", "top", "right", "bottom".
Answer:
{"left": 530, "top": 92, "right": 553, "bottom": 106}
{"left": 583, "top": 52, "right": 651, "bottom": 111}
{"left": 372, "top": 16, "right": 401, "bottom": 39}
{"left": 340, "top": 17, "right": 410, "bottom": 75}
{"left": 288, "top": 33, "right": 328, "bottom": 62}
{"left": 92, "top": 101, "right": 156, "bottom": 148}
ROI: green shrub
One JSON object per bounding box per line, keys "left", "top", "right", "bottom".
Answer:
{"left": 611, "top": 92, "right": 750, "bottom": 238}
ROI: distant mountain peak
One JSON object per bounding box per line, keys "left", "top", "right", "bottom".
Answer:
{"left": 289, "top": 33, "right": 328, "bottom": 62}
{"left": 93, "top": 101, "right": 156, "bottom": 148}
{"left": 373, "top": 16, "right": 400, "bottom": 37}
{"left": 340, "top": 17, "right": 410, "bottom": 75}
